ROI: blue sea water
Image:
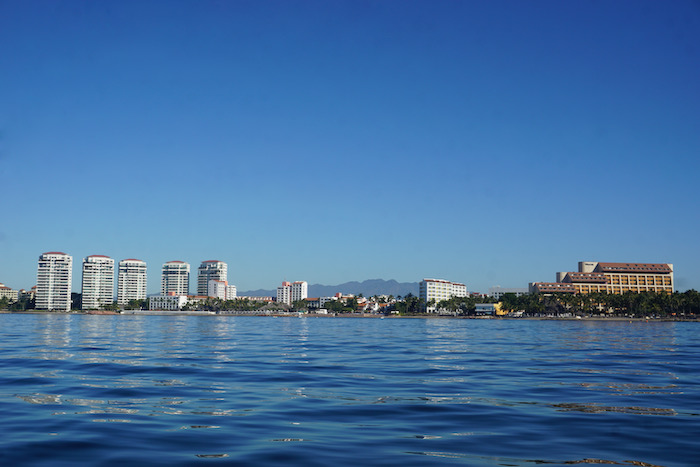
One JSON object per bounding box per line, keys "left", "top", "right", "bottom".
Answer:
{"left": 0, "top": 314, "right": 698, "bottom": 466}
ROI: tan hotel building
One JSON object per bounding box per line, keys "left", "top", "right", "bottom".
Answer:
{"left": 530, "top": 261, "right": 674, "bottom": 295}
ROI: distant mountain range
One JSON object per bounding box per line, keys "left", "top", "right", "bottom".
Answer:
{"left": 240, "top": 279, "right": 419, "bottom": 298}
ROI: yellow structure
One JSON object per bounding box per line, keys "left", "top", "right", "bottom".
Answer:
{"left": 531, "top": 261, "right": 673, "bottom": 294}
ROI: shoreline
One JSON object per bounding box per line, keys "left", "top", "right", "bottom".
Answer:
{"left": 1, "top": 310, "right": 698, "bottom": 322}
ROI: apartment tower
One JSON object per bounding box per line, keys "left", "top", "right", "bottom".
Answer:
{"left": 117, "top": 259, "right": 147, "bottom": 305}
{"left": 81, "top": 255, "right": 115, "bottom": 310}
{"left": 197, "top": 260, "right": 228, "bottom": 296}
{"left": 36, "top": 252, "right": 73, "bottom": 311}
{"left": 161, "top": 261, "right": 190, "bottom": 295}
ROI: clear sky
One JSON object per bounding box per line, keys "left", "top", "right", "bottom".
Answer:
{"left": 1, "top": 0, "right": 699, "bottom": 295}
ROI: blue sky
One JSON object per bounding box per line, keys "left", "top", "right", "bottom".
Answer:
{"left": 1, "top": 0, "right": 699, "bottom": 294}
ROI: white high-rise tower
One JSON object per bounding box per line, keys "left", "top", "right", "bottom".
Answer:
{"left": 117, "top": 259, "right": 147, "bottom": 305}
{"left": 36, "top": 252, "right": 73, "bottom": 311}
{"left": 162, "top": 261, "right": 190, "bottom": 295}
{"left": 197, "top": 260, "right": 227, "bottom": 296}
{"left": 81, "top": 255, "right": 115, "bottom": 310}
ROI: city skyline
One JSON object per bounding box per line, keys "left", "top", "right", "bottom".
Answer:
{"left": 1, "top": 2, "right": 699, "bottom": 294}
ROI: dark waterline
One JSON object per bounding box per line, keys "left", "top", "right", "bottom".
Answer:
{"left": 0, "top": 315, "right": 698, "bottom": 466}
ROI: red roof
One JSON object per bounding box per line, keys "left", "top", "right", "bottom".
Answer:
{"left": 565, "top": 272, "right": 608, "bottom": 284}
{"left": 165, "top": 260, "right": 185, "bottom": 264}
{"left": 88, "top": 254, "right": 111, "bottom": 258}
{"left": 43, "top": 251, "right": 67, "bottom": 255}
{"left": 202, "top": 260, "right": 223, "bottom": 263}
{"left": 123, "top": 258, "right": 143, "bottom": 262}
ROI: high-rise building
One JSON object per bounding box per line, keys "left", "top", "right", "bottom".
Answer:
{"left": 197, "top": 260, "right": 227, "bottom": 296}
{"left": 419, "top": 278, "right": 467, "bottom": 312}
{"left": 36, "top": 252, "right": 73, "bottom": 311}
{"left": 276, "top": 280, "right": 308, "bottom": 305}
{"left": 117, "top": 259, "right": 147, "bottom": 306}
{"left": 162, "top": 261, "right": 190, "bottom": 295}
{"left": 81, "top": 255, "right": 115, "bottom": 310}
{"left": 291, "top": 281, "right": 308, "bottom": 303}
{"left": 208, "top": 280, "right": 227, "bottom": 300}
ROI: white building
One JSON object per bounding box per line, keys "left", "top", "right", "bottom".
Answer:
{"left": 226, "top": 284, "right": 237, "bottom": 300}
{"left": 276, "top": 280, "right": 308, "bottom": 305}
{"left": 36, "top": 252, "right": 73, "bottom": 311}
{"left": 117, "top": 259, "right": 147, "bottom": 306}
{"left": 149, "top": 294, "right": 188, "bottom": 311}
{"left": 0, "top": 283, "right": 19, "bottom": 303}
{"left": 277, "top": 281, "right": 292, "bottom": 305}
{"left": 81, "top": 255, "right": 115, "bottom": 310}
{"left": 419, "top": 278, "right": 467, "bottom": 312}
{"left": 488, "top": 287, "right": 528, "bottom": 300}
{"left": 208, "top": 280, "right": 227, "bottom": 300}
{"left": 162, "top": 261, "right": 190, "bottom": 295}
{"left": 291, "top": 281, "right": 308, "bottom": 303}
{"left": 197, "top": 260, "right": 228, "bottom": 296}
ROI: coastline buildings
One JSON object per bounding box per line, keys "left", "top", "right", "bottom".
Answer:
{"left": 117, "top": 259, "right": 147, "bottom": 305}
{"left": 36, "top": 252, "right": 73, "bottom": 311}
{"left": 197, "top": 260, "right": 227, "bottom": 296}
{"left": 81, "top": 255, "right": 115, "bottom": 310}
{"left": 530, "top": 261, "right": 674, "bottom": 294}
{"left": 419, "top": 278, "right": 467, "bottom": 312}
{"left": 276, "top": 281, "right": 308, "bottom": 305}
{"left": 162, "top": 261, "right": 190, "bottom": 295}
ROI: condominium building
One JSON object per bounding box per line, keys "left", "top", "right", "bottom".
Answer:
{"left": 488, "top": 287, "right": 528, "bottom": 300}
{"left": 208, "top": 280, "right": 227, "bottom": 300}
{"left": 161, "top": 261, "right": 190, "bottom": 295}
{"left": 276, "top": 280, "right": 307, "bottom": 305}
{"left": 36, "top": 252, "right": 73, "bottom": 311}
{"left": 81, "top": 255, "right": 115, "bottom": 310}
{"left": 117, "top": 259, "right": 147, "bottom": 305}
{"left": 149, "top": 294, "right": 188, "bottom": 311}
{"left": 419, "top": 278, "right": 467, "bottom": 312}
{"left": 291, "top": 281, "right": 308, "bottom": 303}
{"left": 197, "top": 260, "right": 228, "bottom": 296}
{"left": 530, "top": 261, "right": 674, "bottom": 294}
{"left": 226, "top": 284, "right": 237, "bottom": 300}
{"left": 277, "top": 281, "right": 292, "bottom": 305}
{"left": 0, "top": 283, "right": 19, "bottom": 302}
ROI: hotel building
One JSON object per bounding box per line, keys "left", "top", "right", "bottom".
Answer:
{"left": 419, "top": 278, "right": 467, "bottom": 312}
{"left": 0, "top": 283, "right": 19, "bottom": 302}
{"left": 208, "top": 280, "right": 227, "bottom": 300}
{"left": 276, "top": 280, "right": 308, "bottom": 305}
{"left": 36, "top": 252, "right": 73, "bottom": 311}
{"left": 117, "top": 259, "right": 147, "bottom": 305}
{"left": 530, "top": 261, "right": 674, "bottom": 294}
{"left": 197, "top": 260, "right": 228, "bottom": 296}
{"left": 81, "top": 255, "right": 115, "bottom": 310}
{"left": 162, "top": 261, "right": 190, "bottom": 295}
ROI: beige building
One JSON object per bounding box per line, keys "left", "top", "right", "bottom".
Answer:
{"left": 531, "top": 261, "right": 674, "bottom": 294}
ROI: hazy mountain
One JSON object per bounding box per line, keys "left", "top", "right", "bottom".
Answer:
{"left": 240, "top": 279, "right": 418, "bottom": 299}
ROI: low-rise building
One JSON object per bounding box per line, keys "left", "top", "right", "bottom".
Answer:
{"left": 149, "top": 294, "right": 188, "bottom": 311}
{"left": 0, "top": 283, "right": 19, "bottom": 302}
{"left": 488, "top": 287, "right": 528, "bottom": 300}
{"left": 419, "top": 278, "right": 467, "bottom": 312}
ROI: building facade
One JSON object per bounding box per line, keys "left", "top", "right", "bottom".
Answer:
{"left": 277, "top": 281, "right": 292, "bottom": 305}
{"left": 488, "top": 286, "right": 529, "bottom": 300}
{"left": 419, "top": 278, "right": 467, "bottom": 312}
{"left": 530, "top": 261, "right": 674, "bottom": 294}
{"left": 162, "top": 261, "right": 190, "bottom": 295}
{"left": 0, "top": 283, "right": 19, "bottom": 303}
{"left": 197, "top": 260, "right": 228, "bottom": 296}
{"left": 208, "top": 280, "right": 227, "bottom": 300}
{"left": 36, "top": 252, "right": 73, "bottom": 311}
{"left": 81, "top": 255, "right": 115, "bottom": 310}
{"left": 149, "top": 294, "right": 188, "bottom": 311}
{"left": 291, "top": 281, "right": 308, "bottom": 303}
{"left": 117, "top": 259, "right": 147, "bottom": 306}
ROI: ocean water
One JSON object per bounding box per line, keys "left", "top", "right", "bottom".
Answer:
{"left": 0, "top": 314, "right": 698, "bottom": 466}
